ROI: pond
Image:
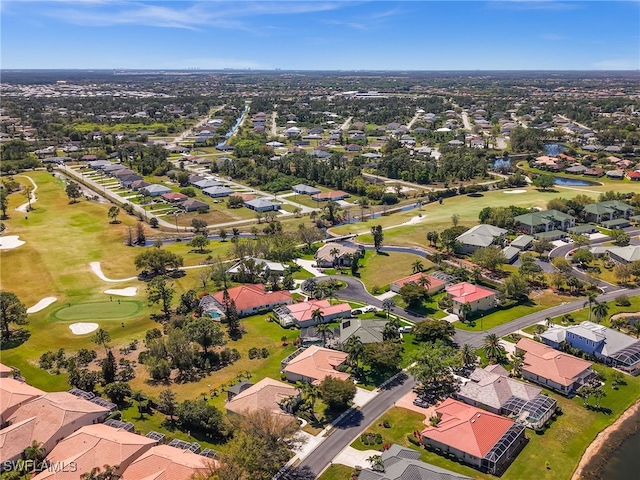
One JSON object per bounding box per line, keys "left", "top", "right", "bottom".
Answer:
{"left": 544, "top": 143, "right": 568, "bottom": 156}
{"left": 554, "top": 177, "right": 596, "bottom": 186}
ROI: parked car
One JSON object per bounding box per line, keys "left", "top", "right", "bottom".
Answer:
{"left": 399, "top": 326, "right": 413, "bottom": 333}
{"left": 351, "top": 309, "right": 363, "bottom": 316}
{"left": 413, "top": 397, "right": 430, "bottom": 408}
{"left": 363, "top": 306, "right": 377, "bottom": 313}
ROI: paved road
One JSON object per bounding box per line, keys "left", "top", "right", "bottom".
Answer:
{"left": 407, "top": 110, "right": 422, "bottom": 129}
{"left": 339, "top": 116, "right": 353, "bottom": 131}
{"left": 298, "top": 373, "right": 417, "bottom": 477}
{"left": 549, "top": 237, "right": 617, "bottom": 290}
{"left": 460, "top": 110, "right": 472, "bottom": 131}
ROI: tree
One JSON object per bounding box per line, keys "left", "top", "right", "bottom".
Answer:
{"left": 611, "top": 229, "right": 630, "bottom": 247}
{"left": 460, "top": 344, "right": 477, "bottom": 367}
{"left": 0, "top": 291, "right": 28, "bottom": 339}
{"left": 158, "top": 389, "right": 177, "bottom": 420}
{"left": 501, "top": 273, "right": 531, "bottom": 301}
{"left": 322, "top": 200, "right": 340, "bottom": 225}
{"left": 533, "top": 174, "right": 555, "bottom": 191}
{"left": 107, "top": 206, "right": 120, "bottom": 224}
{"left": 176, "top": 289, "right": 199, "bottom": 314}
{"left": 350, "top": 252, "right": 361, "bottom": 275}
{"left": 592, "top": 388, "right": 606, "bottom": 408}
{"left": 65, "top": 182, "right": 82, "bottom": 203}
{"left": 147, "top": 275, "right": 175, "bottom": 318}
{"left": 188, "top": 234, "right": 210, "bottom": 253}
{"left": 297, "top": 225, "right": 324, "bottom": 251}
{"left": 382, "top": 317, "right": 401, "bottom": 341}
{"left": 149, "top": 217, "right": 159, "bottom": 228}
{"left": 584, "top": 293, "right": 598, "bottom": 321}
{"left": 80, "top": 464, "right": 120, "bottom": 480}
{"left": 0, "top": 189, "right": 8, "bottom": 219}
{"left": 614, "top": 264, "right": 631, "bottom": 284}
{"left": 413, "top": 319, "right": 455, "bottom": 343}
{"left": 566, "top": 276, "right": 584, "bottom": 294}
{"left": 399, "top": 283, "right": 429, "bottom": 308}
{"left": 135, "top": 221, "right": 146, "bottom": 246}
{"left": 572, "top": 249, "right": 594, "bottom": 266}
{"left": 134, "top": 249, "right": 183, "bottom": 275}
{"left": 318, "top": 376, "right": 357, "bottom": 410}
{"left": 409, "top": 341, "right": 462, "bottom": 384}
{"left": 511, "top": 351, "right": 525, "bottom": 377}
{"left": 176, "top": 399, "right": 225, "bottom": 434}
{"left": 440, "top": 226, "right": 467, "bottom": 253}
{"left": 519, "top": 256, "right": 543, "bottom": 281}
{"left": 101, "top": 350, "right": 117, "bottom": 385}
{"left": 382, "top": 298, "right": 395, "bottom": 318}
{"left": 23, "top": 440, "right": 46, "bottom": 465}
{"left": 103, "top": 382, "right": 132, "bottom": 404}
{"left": 459, "top": 302, "right": 473, "bottom": 322}
{"left": 364, "top": 341, "right": 403, "bottom": 374}
{"left": 22, "top": 185, "right": 33, "bottom": 211}
{"left": 483, "top": 333, "right": 505, "bottom": 364}
{"left": 592, "top": 301, "right": 609, "bottom": 324}
{"left": 451, "top": 213, "right": 460, "bottom": 227}
{"left": 191, "top": 218, "right": 208, "bottom": 234}
{"left": 632, "top": 323, "right": 640, "bottom": 339}
{"left": 367, "top": 455, "right": 385, "bottom": 473}
{"left": 577, "top": 385, "right": 594, "bottom": 407}
{"left": 185, "top": 317, "right": 225, "bottom": 354}
{"left": 91, "top": 328, "right": 111, "bottom": 356}
{"left": 371, "top": 225, "right": 384, "bottom": 253}
{"left": 315, "top": 323, "right": 332, "bottom": 346}
{"left": 552, "top": 257, "right": 573, "bottom": 273}
{"left": 329, "top": 247, "right": 340, "bottom": 267}
{"left": 412, "top": 260, "right": 424, "bottom": 273}
{"left": 342, "top": 336, "right": 365, "bottom": 367}
{"left": 311, "top": 308, "right": 325, "bottom": 326}
{"left": 426, "top": 230, "right": 439, "bottom": 247}
{"left": 222, "top": 290, "right": 241, "bottom": 337}
{"left": 550, "top": 271, "right": 565, "bottom": 291}
{"left": 471, "top": 247, "right": 506, "bottom": 272}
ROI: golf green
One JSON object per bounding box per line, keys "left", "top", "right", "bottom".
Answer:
{"left": 52, "top": 300, "right": 144, "bottom": 321}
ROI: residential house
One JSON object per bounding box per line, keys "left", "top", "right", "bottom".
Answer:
{"left": 130, "top": 180, "right": 151, "bottom": 191}
{"left": 292, "top": 184, "right": 321, "bottom": 195}
{"left": 111, "top": 168, "right": 137, "bottom": 179}
{"left": 161, "top": 192, "right": 189, "bottom": 203}
{"left": 244, "top": 198, "right": 281, "bottom": 212}
{"left": 0, "top": 392, "right": 110, "bottom": 464}
{"left": 0, "top": 363, "right": 14, "bottom": 378}
{"left": 420, "top": 398, "right": 526, "bottom": 475}
{"left": 32, "top": 424, "right": 156, "bottom": 480}
{"left": 533, "top": 156, "right": 562, "bottom": 171}
{"left": 515, "top": 338, "right": 595, "bottom": 395}
{"left": 565, "top": 165, "right": 588, "bottom": 174}
{"left": 225, "top": 378, "right": 300, "bottom": 418}
{"left": 339, "top": 318, "right": 388, "bottom": 345}
{"left": 389, "top": 272, "right": 446, "bottom": 295}
{"left": 226, "top": 382, "right": 253, "bottom": 401}
{"left": 119, "top": 445, "right": 211, "bottom": 480}
{"left": 501, "top": 246, "right": 520, "bottom": 264}
{"left": 227, "top": 258, "right": 287, "bottom": 279}
{"left": 445, "top": 282, "right": 497, "bottom": 317}
{"left": 584, "top": 167, "right": 604, "bottom": 177}
{"left": 311, "top": 190, "right": 349, "bottom": 202}
{"left": 141, "top": 184, "right": 172, "bottom": 197}
{"left": 455, "top": 224, "right": 507, "bottom": 254}
{"left": 625, "top": 170, "right": 640, "bottom": 181}
{"left": 603, "top": 245, "right": 640, "bottom": 264}
{"left": 193, "top": 179, "right": 223, "bottom": 190}
{"left": 212, "top": 284, "right": 292, "bottom": 317}
{"left": 541, "top": 321, "right": 640, "bottom": 375}
{"left": 582, "top": 200, "right": 634, "bottom": 223}
{"left": 179, "top": 199, "right": 209, "bottom": 212}
{"left": 510, "top": 235, "right": 534, "bottom": 251}
{"left": 606, "top": 169, "right": 625, "bottom": 180}
{"left": 1, "top": 378, "right": 44, "bottom": 426}
{"left": 315, "top": 243, "right": 360, "bottom": 268}
{"left": 513, "top": 210, "right": 576, "bottom": 234}
{"left": 456, "top": 365, "right": 556, "bottom": 430}
{"left": 345, "top": 144, "right": 362, "bottom": 152}
{"left": 282, "top": 346, "right": 349, "bottom": 385}
{"left": 202, "top": 186, "right": 234, "bottom": 198}
{"left": 274, "top": 299, "right": 351, "bottom": 328}
{"left": 359, "top": 444, "right": 472, "bottom": 480}
{"left": 299, "top": 325, "right": 339, "bottom": 347}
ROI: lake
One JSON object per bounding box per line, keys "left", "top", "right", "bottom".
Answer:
{"left": 545, "top": 143, "right": 568, "bottom": 156}
{"left": 554, "top": 177, "right": 595, "bottom": 187}
{"left": 598, "top": 429, "right": 640, "bottom": 479}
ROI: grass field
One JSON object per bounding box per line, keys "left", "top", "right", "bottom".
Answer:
{"left": 317, "top": 464, "right": 354, "bottom": 480}
{"left": 358, "top": 251, "right": 434, "bottom": 293}
{"left": 52, "top": 300, "right": 144, "bottom": 321}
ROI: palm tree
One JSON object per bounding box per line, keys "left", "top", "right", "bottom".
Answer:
{"left": 584, "top": 293, "right": 597, "bottom": 321}
{"left": 91, "top": 328, "right": 111, "bottom": 356}
{"left": 342, "top": 336, "right": 365, "bottom": 367}
{"left": 471, "top": 267, "right": 482, "bottom": 284}
{"left": 418, "top": 275, "right": 431, "bottom": 291}
{"left": 329, "top": 247, "right": 340, "bottom": 267}
{"left": 459, "top": 302, "right": 472, "bottom": 322}
{"left": 545, "top": 317, "right": 554, "bottom": 328}
{"left": 382, "top": 298, "right": 395, "bottom": 319}
{"left": 592, "top": 301, "right": 609, "bottom": 324}
{"left": 483, "top": 333, "right": 504, "bottom": 364}
{"left": 534, "top": 324, "right": 546, "bottom": 336}
{"left": 460, "top": 344, "right": 476, "bottom": 367}
{"left": 592, "top": 388, "right": 606, "bottom": 408}
{"left": 279, "top": 394, "right": 299, "bottom": 414}
{"left": 296, "top": 382, "right": 319, "bottom": 422}
{"left": 631, "top": 322, "right": 640, "bottom": 338}
{"left": 511, "top": 351, "right": 525, "bottom": 377}
{"left": 315, "top": 322, "right": 332, "bottom": 346}
{"left": 577, "top": 385, "right": 594, "bottom": 407}
{"left": 81, "top": 465, "right": 120, "bottom": 480}
{"left": 23, "top": 440, "right": 45, "bottom": 468}
{"left": 412, "top": 260, "right": 424, "bottom": 274}
{"left": 367, "top": 455, "right": 385, "bottom": 472}
{"left": 311, "top": 308, "right": 325, "bottom": 326}
{"left": 611, "top": 317, "right": 628, "bottom": 331}
{"left": 383, "top": 317, "right": 401, "bottom": 341}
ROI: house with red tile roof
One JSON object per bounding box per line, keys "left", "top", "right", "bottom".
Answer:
{"left": 120, "top": 444, "right": 212, "bottom": 480}
{"left": 515, "top": 338, "right": 595, "bottom": 395}
{"left": 311, "top": 190, "right": 349, "bottom": 202}
{"left": 212, "top": 284, "right": 292, "bottom": 317}
{"left": 32, "top": 424, "right": 156, "bottom": 480}
{"left": 282, "top": 346, "right": 349, "bottom": 385}
{"left": 390, "top": 273, "right": 446, "bottom": 295}
{"left": 0, "top": 378, "right": 44, "bottom": 426}
{"left": 445, "top": 282, "right": 497, "bottom": 317}
{"left": 161, "top": 192, "right": 189, "bottom": 203}
{"left": 626, "top": 170, "right": 640, "bottom": 181}
{"left": 420, "top": 398, "right": 526, "bottom": 475}
{"left": 533, "top": 156, "right": 562, "bottom": 171}
{"left": 0, "top": 363, "right": 13, "bottom": 378}
{"left": 274, "top": 299, "right": 351, "bottom": 328}
{"left": 225, "top": 377, "right": 300, "bottom": 418}
{"left": 0, "top": 392, "right": 110, "bottom": 464}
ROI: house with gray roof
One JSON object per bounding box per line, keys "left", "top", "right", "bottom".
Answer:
{"left": 141, "top": 184, "right": 172, "bottom": 197}
{"left": 513, "top": 210, "right": 576, "bottom": 234}
{"left": 541, "top": 321, "right": 640, "bottom": 375}
{"left": 455, "top": 224, "right": 507, "bottom": 254}
{"left": 510, "top": 235, "right": 534, "bottom": 251}
{"left": 179, "top": 199, "right": 209, "bottom": 212}
{"left": 202, "top": 186, "right": 234, "bottom": 198}
{"left": 501, "top": 246, "right": 520, "bottom": 264}
{"left": 602, "top": 245, "right": 640, "bottom": 265}
{"left": 565, "top": 165, "right": 588, "bottom": 174}
{"left": 193, "top": 179, "right": 222, "bottom": 190}
{"left": 293, "top": 184, "right": 321, "bottom": 195}
{"left": 244, "top": 198, "right": 281, "bottom": 212}
{"left": 582, "top": 200, "right": 634, "bottom": 224}
{"left": 359, "top": 444, "right": 472, "bottom": 480}
{"left": 339, "top": 318, "right": 388, "bottom": 345}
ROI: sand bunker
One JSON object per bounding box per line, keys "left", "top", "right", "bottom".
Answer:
{"left": 26, "top": 297, "right": 57, "bottom": 314}
{"left": 0, "top": 235, "right": 26, "bottom": 250}
{"left": 503, "top": 189, "right": 527, "bottom": 194}
{"left": 89, "top": 261, "right": 138, "bottom": 282}
{"left": 401, "top": 215, "right": 425, "bottom": 226}
{"left": 104, "top": 287, "right": 138, "bottom": 297}
{"left": 69, "top": 323, "right": 99, "bottom": 335}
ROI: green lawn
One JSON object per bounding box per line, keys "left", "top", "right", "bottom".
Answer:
{"left": 317, "top": 464, "right": 354, "bottom": 480}
{"left": 51, "top": 300, "right": 144, "bottom": 321}
{"left": 359, "top": 251, "right": 434, "bottom": 294}
{"left": 393, "top": 294, "right": 447, "bottom": 319}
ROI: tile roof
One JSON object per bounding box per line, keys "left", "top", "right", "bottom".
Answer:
{"left": 212, "top": 284, "right": 291, "bottom": 313}
{"left": 283, "top": 346, "right": 349, "bottom": 384}
{"left": 339, "top": 318, "right": 387, "bottom": 344}
{"left": 0, "top": 363, "right": 12, "bottom": 376}
{"left": 445, "top": 282, "right": 496, "bottom": 304}
{"left": 284, "top": 299, "right": 351, "bottom": 323}
{"left": 315, "top": 243, "right": 358, "bottom": 263}
{"left": 0, "top": 378, "right": 44, "bottom": 424}
{"left": 420, "top": 398, "right": 515, "bottom": 458}
{"left": 311, "top": 190, "right": 349, "bottom": 200}
{"left": 32, "top": 424, "right": 156, "bottom": 480}
{"left": 458, "top": 366, "right": 541, "bottom": 411}
{"left": 161, "top": 192, "right": 188, "bottom": 201}
{"left": 516, "top": 338, "right": 593, "bottom": 387}
{"left": 120, "top": 444, "right": 211, "bottom": 480}
{"left": 225, "top": 377, "right": 299, "bottom": 417}
{"left": 391, "top": 273, "right": 446, "bottom": 291}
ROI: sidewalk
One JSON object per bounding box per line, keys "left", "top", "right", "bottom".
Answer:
{"left": 294, "top": 259, "right": 326, "bottom": 277}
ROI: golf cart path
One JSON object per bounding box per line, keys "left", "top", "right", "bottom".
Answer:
{"left": 15, "top": 175, "right": 38, "bottom": 212}
{"left": 90, "top": 262, "right": 212, "bottom": 283}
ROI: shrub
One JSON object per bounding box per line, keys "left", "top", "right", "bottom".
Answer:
{"left": 407, "top": 435, "right": 421, "bottom": 446}
{"left": 615, "top": 294, "right": 631, "bottom": 306}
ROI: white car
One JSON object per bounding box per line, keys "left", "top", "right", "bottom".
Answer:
{"left": 399, "top": 326, "right": 413, "bottom": 333}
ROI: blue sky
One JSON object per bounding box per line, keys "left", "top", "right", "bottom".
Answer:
{"left": 1, "top": 1, "right": 638, "bottom": 70}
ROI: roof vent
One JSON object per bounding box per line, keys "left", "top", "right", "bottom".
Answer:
{"left": 471, "top": 419, "right": 475, "bottom": 423}
{"left": 477, "top": 413, "right": 481, "bottom": 418}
